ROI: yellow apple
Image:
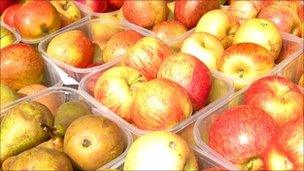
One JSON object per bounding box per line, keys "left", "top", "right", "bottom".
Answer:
{"left": 228, "top": 0, "right": 263, "bottom": 24}
{"left": 195, "top": 9, "right": 240, "bottom": 49}
{"left": 0, "top": 27, "right": 15, "bottom": 49}
{"left": 181, "top": 32, "right": 224, "bottom": 70}
{"left": 233, "top": 18, "right": 282, "bottom": 60}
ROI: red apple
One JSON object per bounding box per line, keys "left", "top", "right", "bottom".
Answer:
{"left": 46, "top": 30, "right": 94, "bottom": 68}
{"left": 152, "top": 20, "right": 188, "bottom": 43}
{"left": 107, "top": 0, "right": 123, "bottom": 9}
{"left": 14, "top": 0, "right": 61, "bottom": 39}
{"left": 1, "top": 3, "right": 21, "bottom": 28}
{"left": 258, "top": 5, "right": 301, "bottom": 37}
{"left": 94, "top": 66, "right": 147, "bottom": 122}
{"left": 0, "top": 43, "right": 44, "bottom": 90}
{"left": 244, "top": 76, "right": 303, "bottom": 127}
{"left": 122, "top": 37, "right": 173, "bottom": 80}
{"left": 0, "top": 0, "right": 15, "bottom": 14}
{"left": 102, "top": 30, "right": 143, "bottom": 63}
{"left": 262, "top": 0, "right": 301, "bottom": 14}
{"left": 263, "top": 117, "right": 304, "bottom": 170}
{"left": 228, "top": 0, "right": 263, "bottom": 24}
{"left": 76, "top": 0, "right": 107, "bottom": 13}
{"left": 157, "top": 53, "right": 212, "bottom": 111}
{"left": 298, "top": 4, "right": 304, "bottom": 21}
{"left": 132, "top": 78, "right": 193, "bottom": 130}
{"left": 174, "top": 0, "right": 219, "bottom": 29}
{"left": 209, "top": 105, "right": 277, "bottom": 170}
{"left": 122, "top": 0, "right": 168, "bottom": 28}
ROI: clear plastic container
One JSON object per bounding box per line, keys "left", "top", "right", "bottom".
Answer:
{"left": 193, "top": 51, "right": 304, "bottom": 170}
{"left": 0, "top": 87, "right": 133, "bottom": 170}
{"left": 74, "top": 1, "right": 120, "bottom": 18}
{"left": 1, "top": 21, "right": 21, "bottom": 46}
{"left": 78, "top": 58, "right": 234, "bottom": 137}
{"left": 1, "top": 59, "right": 63, "bottom": 109}
{"left": 170, "top": 30, "right": 304, "bottom": 90}
{"left": 13, "top": 1, "right": 90, "bottom": 44}
{"left": 38, "top": 18, "right": 151, "bottom": 82}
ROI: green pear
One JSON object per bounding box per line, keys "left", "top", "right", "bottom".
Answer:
{"left": 54, "top": 101, "right": 91, "bottom": 137}
{"left": 2, "top": 147, "right": 73, "bottom": 171}
{"left": 0, "top": 101, "right": 53, "bottom": 163}
{"left": 37, "top": 137, "right": 64, "bottom": 152}
{"left": 0, "top": 83, "right": 19, "bottom": 108}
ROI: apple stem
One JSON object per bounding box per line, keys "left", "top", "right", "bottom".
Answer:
{"left": 40, "top": 24, "right": 49, "bottom": 34}
{"left": 239, "top": 70, "right": 244, "bottom": 78}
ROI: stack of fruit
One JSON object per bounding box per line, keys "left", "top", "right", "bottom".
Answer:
{"left": 0, "top": 88, "right": 128, "bottom": 170}
{"left": 1, "top": 0, "right": 86, "bottom": 41}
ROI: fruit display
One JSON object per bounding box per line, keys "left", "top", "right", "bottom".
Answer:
{"left": 1, "top": 0, "right": 88, "bottom": 42}
{"left": 0, "top": 87, "right": 130, "bottom": 170}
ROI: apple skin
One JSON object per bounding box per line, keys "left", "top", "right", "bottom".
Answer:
{"left": 108, "top": 0, "right": 123, "bottom": 9}
{"left": 262, "top": 0, "right": 301, "bottom": 14}
{"left": 218, "top": 43, "right": 274, "bottom": 90}
{"left": 1, "top": 3, "right": 21, "bottom": 28}
{"left": 47, "top": 30, "right": 94, "bottom": 68}
{"left": 258, "top": 5, "right": 301, "bottom": 37}
{"left": 152, "top": 20, "right": 188, "bottom": 43}
{"left": 233, "top": 18, "right": 282, "bottom": 61}
{"left": 122, "top": 0, "right": 168, "bottom": 28}
{"left": 122, "top": 37, "right": 173, "bottom": 80}
{"left": 124, "top": 131, "right": 198, "bottom": 170}
{"left": 181, "top": 32, "right": 224, "bottom": 70}
{"left": 157, "top": 53, "right": 212, "bottom": 111}
{"left": 103, "top": 30, "right": 143, "bottom": 63}
{"left": 50, "top": 0, "right": 82, "bottom": 27}
{"left": 209, "top": 105, "right": 277, "bottom": 170}
{"left": 174, "top": 0, "right": 219, "bottom": 29}
{"left": 195, "top": 9, "right": 240, "bottom": 49}
{"left": 76, "top": 0, "right": 107, "bottom": 13}
{"left": 263, "top": 117, "right": 304, "bottom": 170}
{"left": 299, "top": 74, "right": 304, "bottom": 87}
{"left": 0, "top": 0, "right": 15, "bottom": 14}
{"left": 0, "top": 27, "right": 16, "bottom": 49}
{"left": 132, "top": 78, "right": 193, "bottom": 130}
{"left": 244, "top": 76, "right": 303, "bottom": 127}
{"left": 1, "top": 43, "right": 44, "bottom": 90}
{"left": 228, "top": 0, "right": 263, "bottom": 24}
{"left": 14, "top": 0, "right": 61, "bottom": 39}
{"left": 94, "top": 66, "right": 147, "bottom": 122}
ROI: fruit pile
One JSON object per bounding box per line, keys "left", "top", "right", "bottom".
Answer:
{"left": 0, "top": 0, "right": 303, "bottom": 170}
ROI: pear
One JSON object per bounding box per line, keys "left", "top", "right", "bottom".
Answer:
{"left": 0, "top": 101, "right": 53, "bottom": 163}
{"left": 54, "top": 101, "right": 91, "bottom": 137}
{"left": 2, "top": 147, "right": 73, "bottom": 171}
{"left": 37, "top": 137, "right": 64, "bottom": 152}
{"left": 63, "top": 115, "right": 124, "bottom": 170}
{"left": 0, "top": 83, "right": 19, "bottom": 108}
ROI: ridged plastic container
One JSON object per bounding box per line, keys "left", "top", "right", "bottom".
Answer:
{"left": 193, "top": 51, "right": 304, "bottom": 170}
{"left": 13, "top": 1, "right": 90, "bottom": 44}
{"left": 0, "top": 87, "right": 133, "bottom": 170}
{"left": 1, "top": 60, "right": 63, "bottom": 109}
{"left": 1, "top": 21, "right": 21, "bottom": 46}
{"left": 38, "top": 18, "right": 150, "bottom": 82}
{"left": 170, "top": 30, "right": 304, "bottom": 90}
{"left": 78, "top": 58, "right": 234, "bottom": 137}
{"left": 74, "top": 1, "right": 120, "bottom": 18}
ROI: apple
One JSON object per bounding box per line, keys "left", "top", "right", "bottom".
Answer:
{"left": 124, "top": 131, "right": 198, "bottom": 170}
{"left": 209, "top": 105, "right": 277, "bottom": 170}
{"left": 122, "top": 0, "right": 168, "bottom": 28}
{"left": 0, "top": 83, "right": 19, "bottom": 108}
{"left": 17, "top": 84, "right": 60, "bottom": 116}
{"left": 0, "top": 27, "right": 15, "bottom": 49}
{"left": 131, "top": 78, "right": 192, "bottom": 130}
{"left": 174, "top": 0, "right": 219, "bottom": 29}
{"left": 14, "top": 0, "right": 61, "bottom": 39}
{"left": 1, "top": 3, "right": 21, "bottom": 28}
{"left": 298, "top": 4, "right": 304, "bottom": 21}
{"left": 122, "top": 37, "right": 173, "bottom": 80}
{"left": 50, "top": 0, "right": 82, "bottom": 27}
{"left": 218, "top": 43, "right": 274, "bottom": 90}
{"left": 181, "top": 32, "right": 224, "bottom": 70}
{"left": 1, "top": 43, "right": 44, "bottom": 90}
{"left": 195, "top": 9, "right": 240, "bottom": 49}
{"left": 262, "top": 0, "right": 301, "bottom": 14}
{"left": 76, "top": 0, "right": 107, "bottom": 13}
{"left": 258, "top": 5, "right": 301, "bottom": 37}
{"left": 46, "top": 30, "right": 94, "bottom": 68}
{"left": 94, "top": 66, "right": 147, "bottom": 122}
{"left": 0, "top": 0, "right": 15, "bottom": 14}
{"left": 263, "top": 117, "right": 303, "bottom": 170}
{"left": 299, "top": 74, "right": 304, "bottom": 87}
{"left": 108, "top": 0, "right": 123, "bottom": 9}
{"left": 228, "top": 0, "right": 263, "bottom": 24}
{"left": 103, "top": 30, "right": 143, "bottom": 63}
{"left": 233, "top": 18, "right": 282, "bottom": 60}
{"left": 157, "top": 53, "right": 212, "bottom": 111}
{"left": 152, "top": 20, "right": 188, "bottom": 43}
{"left": 244, "top": 76, "right": 303, "bottom": 127}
